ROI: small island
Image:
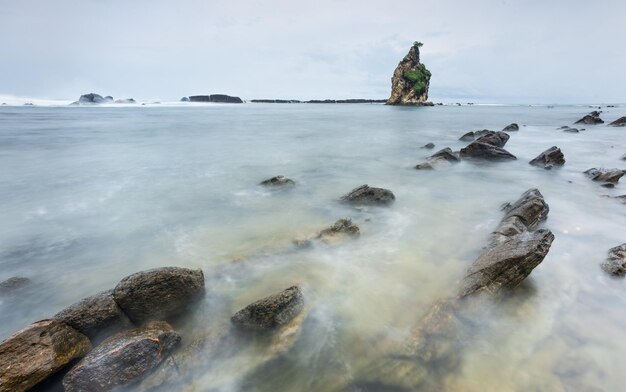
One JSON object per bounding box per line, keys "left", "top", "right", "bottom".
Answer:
{"left": 387, "top": 41, "right": 432, "bottom": 105}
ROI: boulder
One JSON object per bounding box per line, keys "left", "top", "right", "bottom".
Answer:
{"left": 0, "top": 320, "right": 91, "bottom": 392}
{"left": 188, "top": 95, "right": 243, "bottom": 103}
{"left": 180, "top": 97, "right": 190, "bottom": 102}
{"left": 575, "top": 111, "right": 604, "bottom": 124}
{"left": 114, "top": 98, "right": 136, "bottom": 104}
{"left": 609, "top": 116, "right": 626, "bottom": 127}
{"left": 113, "top": 267, "right": 205, "bottom": 324}
{"left": 54, "top": 290, "right": 133, "bottom": 342}
{"left": 422, "top": 142, "right": 435, "bottom": 149}
{"left": 459, "top": 141, "right": 516, "bottom": 161}
{"left": 502, "top": 123, "right": 519, "bottom": 132}
{"left": 231, "top": 286, "right": 304, "bottom": 331}
{"left": 584, "top": 168, "right": 624, "bottom": 185}
{"left": 0, "top": 277, "right": 30, "bottom": 295}
{"left": 459, "top": 131, "right": 476, "bottom": 141}
{"left": 601, "top": 244, "right": 626, "bottom": 276}
{"left": 259, "top": 175, "right": 295, "bottom": 187}
{"left": 499, "top": 188, "right": 550, "bottom": 231}
{"left": 73, "top": 93, "right": 113, "bottom": 105}
{"left": 340, "top": 184, "right": 395, "bottom": 205}
{"left": 429, "top": 147, "right": 461, "bottom": 162}
{"left": 529, "top": 146, "right": 565, "bottom": 169}
{"left": 387, "top": 42, "right": 431, "bottom": 105}
{"left": 562, "top": 127, "right": 580, "bottom": 133}
{"left": 475, "top": 131, "right": 510, "bottom": 148}
{"left": 414, "top": 162, "right": 434, "bottom": 170}
{"left": 316, "top": 218, "right": 360, "bottom": 243}
{"left": 63, "top": 321, "right": 180, "bottom": 392}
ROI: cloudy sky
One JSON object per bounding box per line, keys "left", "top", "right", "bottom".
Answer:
{"left": 1, "top": 0, "right": 624, "bottom": 103}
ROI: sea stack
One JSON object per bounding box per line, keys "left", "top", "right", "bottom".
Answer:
{"left": 387, "top": 41, "right": 431, "bottom": 105}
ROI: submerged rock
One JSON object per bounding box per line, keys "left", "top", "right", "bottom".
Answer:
{"left": 54, "top": 289, "right": 133, "bottom": 342}
{"left": 601, "top": 244, "right": 626, "bottom": 276}
{"left": 502, "top": 123, "right": 519, "bottom": 132}
{"left": 575, "top": 111, "right": 604, "bottom": 124}
{"left": 316, "top": 218, "right": 360, "bottom": 243}
{"left": 458, "top": 129, "right": 492, "bottom": 141}
{"left": 259, "top": 175, "right": 295, "bottom": 187}
{"left": 414, "top": 162, "right": 434, "bottom": 170}
{"left": 422, "top": 142, "right": 435, "bottom": 149}
{"left": 387, "top": 41, "right": 431, "bottom": 105}
{"left": 63, "top": 321, "right": 180, "bottom": 392}
{"left": 562, "top": 127, "right": 581, "bottom": 133}
{"left": 460, "top": 141, "right": 516, "bottom": 161}
{"left": 429, "top": 147, "right": 461, "bottom": 162}
{"left": 609, "top": 116, "right": 626, "bottom": 127}
{"left": 231, "top": 286, "right": 304, "bottom": 331}
{"left": 0, "top": 320, "right": 91, "bottom": 392}
{"left": 340, "top": 184, "right": 395, "bottom": 205}
{"left": 0, "top": 276, "right": 31, "bottom": 295}
{"left": 584, "top": 168, "right": 624, "bottom": 185}
{"left": 114, "top": 98, "right": 136, "bottom": 104}
{"left": 529, "top": 146, "right": 565, "bottom": 169}
{"left": 113, "top": 267, "right": 205, "bottom": 324}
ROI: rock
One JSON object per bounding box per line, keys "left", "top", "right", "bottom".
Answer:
{"left": 54, "top": 290, "right": 133, "bottom": 342}
{"left": 575, "top": 111, "right": 604, "bottom": 124}
{"left": 414, "top": 162, "right": 434, "bottom": 170}
{"left": 499, "top": 188, "right": 550, "bottom": 231}
{"left": 601, "top": 244, "right": 626, "bottom": 276}
{"left": 63, "top": 321, "right": 180, "bottom": 392}
{"left": 0, "top": 320, "right": 91, "bottom": 392}
{"left": 609, "top": 116, "right": 626, "bottom": 127}
{"left": 458, "top": 229, "right": 555, "bottom": 297}
{"left": 188, "top": 94, "right": 243, "bottom": 103}
{"left": 422, "top": 142, "right": 435, "bottom": 149}
{"left": 73, "top": 93, "right": 113, "bottom": 105}
{"left": 387, "top": 41, "right": 431, "bottom": 105}
{"left": 529, "top": 146, "right": 565, "bottom": 169}
{"left": 459, "top": 131, "right": 476, "bottom": 141}
{"left": 584, "top": 168, "right": 624, "bottom": 185}
{"left": 180, "top": 97, "right": 190, "bottom": 102}
{"left": 429, "top": 147, "right": 461, "bottom": 162}
{"left": 316, "top": 218, "right": 360, "bottom": 243}
{"left": 231, "top": 286, "right": 304, "bottom": 331}
{"left": 0, "top": 277, "right": 31, "bottom": 295}
{"left": 113, "top": 267, "right": 205, "bottom": 324}
{"left": 259, "top": 175, "right": 295, "bottom": 187}
{"left": 502, "top": 123, "right": 519, "bottom": 132}
{"left": 114, "top": 98, "right": 136, "bottom": 104}
{"left": 475, "top": 131, "right": 510, "bottom": 148}
{"left": 340, "top": 184, "right": 395, "bottom": 205}
{"left": 460, "top": 141, "right": 516, "bottom": 161}
{"left": 562, "top": 127, "right": 580, "bottom": 133}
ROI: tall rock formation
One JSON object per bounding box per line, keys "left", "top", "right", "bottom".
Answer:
{"left": 387, "top": 41, "right": 431, "bottom": 105}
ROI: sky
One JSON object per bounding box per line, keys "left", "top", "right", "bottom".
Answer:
{"left": 0, "top": 0, "right": 625, "bottom": 103}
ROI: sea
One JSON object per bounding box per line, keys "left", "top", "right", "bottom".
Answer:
{"left": 0, "top": 102, "right": 624, "bottom": 391}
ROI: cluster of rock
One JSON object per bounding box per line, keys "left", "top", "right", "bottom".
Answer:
{"left": 575, "top": 111, "right": 604, "bottom": 124}
{"left": 71, "top": 93, "right": 136, "bottom": 105}
{"left": 184, "top": 95, "right": 243, "bottom": 104}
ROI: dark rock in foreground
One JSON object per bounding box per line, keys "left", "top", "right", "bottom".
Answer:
{"left": 0, "top": 320, "right": 91, "bottom": 392}
{"left": 259, "top": 175, "right": 295, "bottom": 187}
{"left": 529, "top": 146, "right": 565, "bottom": 169}
{"left": 460, "top": 141, "right": 516, "bottom": 161}
{"left": 113, "top": 267, "right": 205, "bottom": 324}
{"left": 63, "top": 321, "right": 180, "bottom": 392}
{"left": 340, "top": 185, "right": 395, "bottom": 205}
{"left": 584, "top": 168, "right": 624, "bottom": 185}
{"left": 609, "top": 116, "right": 626, "bottom": 127}
{"left": 502, "top": 123, "right": 519, "bottom": 132}
{"left": 231, "top": 286, "right": 304, "bottom": 331}
{"left": 54, "top": 290, "right": 133, "bottom": 342}
{"left": 499, "top": 188, "right": 549, "bottom": 232}
{"left": 0, "top": 276, "right": 30, "bottom": 295}
{"left": 188, "top": 94, "right": 243, "bottom": 103}
{"left": 602, "top": 244, "right": 626, "bottom": 276}
{"left": 575, "top": 111, "right": 604, "bottom": 124}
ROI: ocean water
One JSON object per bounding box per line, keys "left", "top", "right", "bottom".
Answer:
{"left": 0, "top": 103, "right": 625, "bottom": 391}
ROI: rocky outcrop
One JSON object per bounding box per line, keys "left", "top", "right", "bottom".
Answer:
{"left": 187, "top": 95, "right": 243, "bottom": 103}
{"left": 0, "top": 320, "right": 91, "bottom": 392}
{"left": 113, "top": 267, "right": 205, "bottom": 324}
{"left": 114, "top": 98, "right": 136, "bottom": 104}
{"left": 602, "top": 244, "right": 626, "bottom": 276}
{"left": 575, "top": 111, "right": 604, "bottom": 124}
{"left": 609, "top": 116, "right": 626, "bottom": 127}
{"left": 259, "top": 175, "right": 295, "bottom": 187}
{"left": 340, "top": 185, "right": 395, "bottom": 205}
{"left": 71, "top": 93, "right": 113, "bottom": 105}
{"left": 231, "top": 286, "right": 304, "bottom": 331}
{"left": 54, "top": 290, "right": 133, "bottom": 342}
{"left": 502, "top": 123, "right": 519, "bottom": 132}
{"left": 0, "top": 277, "right": 30, "bottom": 295}
{"left": 584, "top": 168, "right": 624, "bottom": 186}
{"left": 63, "top": 321, "right": 180, "bottom": 392}
{"left": 529, "top": 146, "right": 565, "bottom": 169}
{"left": 387, "top": 41, "right": 431, "bottom": 105}
{"left": 460, "top": 141, "right": 516, "bottom": 161}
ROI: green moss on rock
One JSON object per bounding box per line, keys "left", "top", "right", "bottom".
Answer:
{"left": 403, "top": 63, "right": 431, "bottom": 96}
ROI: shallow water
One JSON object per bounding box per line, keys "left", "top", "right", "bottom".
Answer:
{"left": 0, "top": 103, "right": 625, "bottom": 391}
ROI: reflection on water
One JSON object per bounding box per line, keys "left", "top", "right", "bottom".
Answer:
{"left": 0, "top": 104, "right": 625, "bottom": 391}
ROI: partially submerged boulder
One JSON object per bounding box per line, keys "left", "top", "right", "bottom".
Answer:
{"left": 609, "top": 116, "right": 626, "bottom": 127}
{"left": 422, "top": 142, "right": 435, "bottom": 149}
{"left": 340, "top": 185, "right": 395, "bottom": 205}
{"left": 0, "top": 320, "right": 91, "bottom": 392}
{"left": 475, "top": 131, "right": 510, "bottom": 148}
{"left": 259, "top": 175, "right": 295, "bottom": 187}
{"left": 54, "top": 290, "right": 133, "bottom": 341}
{"left": 602, "top": 244, "right": 626, "bottom": 276}
{"left": 529, "top": 146, "right": 565, "bottom": 169}
{"left": 231, "top": 286, "right": 304, "bottom": 332}
{"left": 584, "top": 168, "right": 624, "bottom": 185}
{"left": 460, "top": 141, "right": 516, "bottom": 161}
{"left": 316, "top": 218, "right": 360, "bottom": 243}
{"left": 415, "top": 147, "right": 460, "bottom": 170}
{"left": 562, "top": 127, "right": 581, "bottom": 133}
{"left": 502, "top": 123, "right": 519, "bottom": 132}
{"left": 113, "top": 267, "right": 205, "bottom": 324}
{"left": 63, "top": 321, "right": 180, "bottom": 392}
{"left": 0, "top": 276, "right": 31, "bottom": 295}
{"left": 458, "top": 129, "right": 491, "bottom": 141}
{"left": 575, "top": 111, "right": 604, "bottom": 124}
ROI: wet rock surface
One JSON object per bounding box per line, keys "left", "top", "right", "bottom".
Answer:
{"left": 609, "top": 116, "right": 626, "bottom": 127}
{"left": 529, "top": 146, "right": 565, "bottom": 169}
{"left": 63, "top": 321, "right": 180, "bottom": 392}
{"left": 584, "top": 168, "right": 624, "bottom": 185}
{"left": 458, "top": 129, "right": 491, "bottom": 141}
{"left": 475, "top": 131, "right": 510, "bottom": 148}
{"left": 259, "top": 175, "right": 295, "bottom": 187}
{"left": 422, "top": 142, "right": 435, "bottom": 149}
{"left": 340, "top": 185, "right": 395, "bottom": 205}
{"left": 460, "top": 141, "right": 516, "bottom": 161}
{"left": 54, "top": 290, "right": 133, "bottom": 342}
{"left": 113, "top": 267, "right": 205, "bottom": 324}
{"left": 0, "top": 277, "right": 31, "bottom": 295}
{"left": 502, "top": 123, "right": 519, "bottom": 132}
{"left": 316, "top": 218, "right": 360, "bottom": 243}
{"left": 575, "top": 111, "right": 604, "bottom": 124}
{"left": 602, "top": 244, "right": 626, "bottom": 276}
{"left": 231, "top": 286, "right": 304, "bottom": 331}
{"left": 0, "top": 319, "right": 91, "bottom": 392}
